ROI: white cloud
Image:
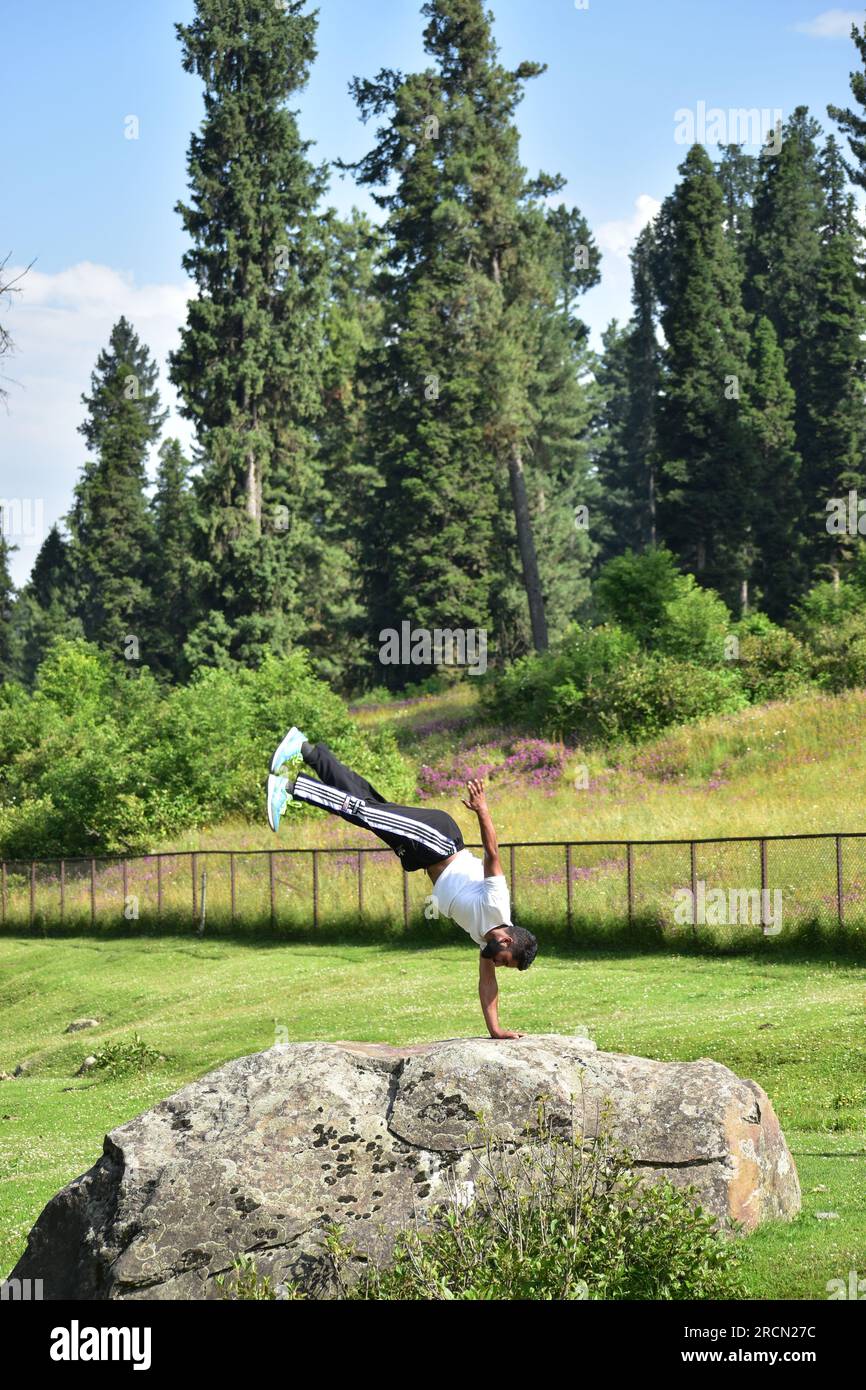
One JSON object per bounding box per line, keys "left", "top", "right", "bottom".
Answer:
{"left": 2, "top": 261, "right": 195, "bottom": 587}
{"left": 596, "top": 193, "right": 662, "bottom": 262}
{"left": 793, "top": 9, "right": 864, "bottom": 38}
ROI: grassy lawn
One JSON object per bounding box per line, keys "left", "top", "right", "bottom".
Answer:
{"left": 1, "top": 932, "right": 864, "bottom": 1299}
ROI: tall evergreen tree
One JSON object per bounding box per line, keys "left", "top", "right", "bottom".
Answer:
{"left": 0, "top": 520, "right": 18, "bottom": 683}
{"left": 652, "top": 145, "right": 755, "bottom": 609}
{"left": 715, "top": 143, "right": 758, "bottom": 268}
{"left": 828, "top": 18, "right": 866, "bottom": 191}
{"left": 347, "top": 0, "right": 594, "bottom": 669}
{"left": 594, "top": 319, "right": 635, "bottom": 565}
{"left": 304, "top": 210, "right": 385, "bottom": 690}
{"left": 747, "top": 316, "right": 804, "bottom": 617}
{"left": 170, "top": 0, "right": 328, "bottom": 668}
{"left": 145, "top": 439, "right": 198, "bottom": 682}
{"left": 12, "top": 524, "right": 82, "bottom": 685}
{"left": 801, "top": 136, "right": 866, "bottom": 581}
{"left": 67, "top": 318, "right": 163, "bottom": 653}
{"left": 747, "top": 108, "right": 825, "bottom": 472}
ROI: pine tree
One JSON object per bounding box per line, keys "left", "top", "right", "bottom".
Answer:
{"left": 593, "top": 320, "right": 634, "bottom": 566}
{"left": 715, "top": 143, "right": 758, "bottom": 268}
{"left": 747, "top": 108, "right": 825, "bottom": 470}
{"left": 595, "top": 225, "right": 662, "bottom": 565}
{"left": 145, "top": 439, "right": 198, "bottom": 682}
{"left": 802, "top": 136, "right": 866, "bottom": 581}
{"left": 170, "top": 0, "right": 328, "bottom": 668}
{"left": 304, "top": 211, "right": 385, "bottom": 690}
{"left": 12, "top": 524, "right": 83, "bottom": 685}
{"left": 347, "top": 0, "right": 594, "bottom": 670}
{"left": 67, "top": 318, "right": 163, "bottom": 654}
{"left": 827, "top": 18, "right": 866, "bottom": 191}
{"left": 0, "top": 521, "right": 18, "bottom": 683}
{"left": 747, "top": 317, "right": 804, "bottom": 617}
{"left": 652, "top": 145, "right": 755, "bottom": 610}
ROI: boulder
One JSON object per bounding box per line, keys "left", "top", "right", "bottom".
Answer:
{"left": 65, "top": 1019, "right": 100, "bottom": 1033}
{"left": 10, "top": 1035, "right": 800, "bottom": 1300}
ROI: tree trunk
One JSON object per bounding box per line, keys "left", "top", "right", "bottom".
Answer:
{"left": 508, "top": 442, "right": 548, "bottom": 653}
{"left": 740, "top": 577, "right": 749, "bottom": 615}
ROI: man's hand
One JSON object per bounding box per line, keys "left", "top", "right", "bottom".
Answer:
{"left": 461, "top": 778, "right": 488, "bottom": 812}
{"left": 489, "top": 1029, "right": 524, "bottom": 1040}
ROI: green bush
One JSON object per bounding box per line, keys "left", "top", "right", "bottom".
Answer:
{"left": 482, "top": 625, "right": 746, "bottom": 745}
{"left": 730, "top": 617, "right": 815, "bottom": 704}
{"left": 595, "top": 546, "right": 684, "bottom": 642}
{"left": 0, "top": 638, "right": 413, "bottom": 858}
{"left": 345, "top": 1108, "right": 744, "bottom": 1301}
{"left": 805, "top": 610, "right": 866, "bottom": 694}
{"left": 656, "top": 576, "right": 732, "bottom": 664}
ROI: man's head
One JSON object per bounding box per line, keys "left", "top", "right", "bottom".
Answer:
{"left": 481, "top": 924, "right": 538, "bottom": 971}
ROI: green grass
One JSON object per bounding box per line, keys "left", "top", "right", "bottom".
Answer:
{"left": 4, "top": 684, "right": 866, "bottom": 1297}
{"left": 1, "top": 933, "right": 864, "bottom": 1299}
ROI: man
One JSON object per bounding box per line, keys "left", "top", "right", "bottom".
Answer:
{"left": 266, "top": 727, "right": 537, "bottom": 1040}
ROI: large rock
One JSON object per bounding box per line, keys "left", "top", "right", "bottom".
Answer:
{"left": 10, "top": 1035, "right": 799, "bottom": 1299}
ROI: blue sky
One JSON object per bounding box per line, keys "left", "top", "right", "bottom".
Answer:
{"left": 3, "top": 0, "right": 865, "bottom": 584}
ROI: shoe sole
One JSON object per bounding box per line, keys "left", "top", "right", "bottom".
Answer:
{"left": 270, "top": 728, "right": 304, "bottom": 774}
{"left": 267, "top": 775, "right": 282, "bottom": 833}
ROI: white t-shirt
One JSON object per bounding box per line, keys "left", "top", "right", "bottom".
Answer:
{"left": 432, "top": 848, "right": 512, "bottom": 948}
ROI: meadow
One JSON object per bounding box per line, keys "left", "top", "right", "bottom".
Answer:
{"left": 1, "top": 683, "right": 865, "bottom": 1298}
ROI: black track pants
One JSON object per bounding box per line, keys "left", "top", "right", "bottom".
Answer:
{"left": 292, "top": 743, "right": 463, "bottom": 873}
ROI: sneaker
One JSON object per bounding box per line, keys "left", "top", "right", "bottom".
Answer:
{"left": 267, "top": 774, "right": 292, "bottom": 833}
{"left": 270, "top": 725, "right": 308, "bottom": 774}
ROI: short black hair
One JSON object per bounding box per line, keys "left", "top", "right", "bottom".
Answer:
{"left": 483, "top": 924, "right": 538, "bottom": 970}
{"left": 508, "top": 924, "right": 538, "bottom": 970}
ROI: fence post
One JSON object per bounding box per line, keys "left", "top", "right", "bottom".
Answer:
{"left": 122, "top": 859, "right": 128, "bottom": 917}
{"left": 157, "top": 855, "right": 163, "bottom": 919}
{"left": 191, "top": 852, "right": 198, "bottom": 925}
{"left": 403, "top": 871, "right": 409, "bottom": 928}
{"left": 626, "top": 843, "right": 634, "bottom": 925}
{"left": 90, "top": 859, "right": 96, "bottom": 926}
{"left": 230, "top": 852, "right": 237, "bottom": 925}
{"left": 312, "top": 850, "right": 319, "bottom": 928}
{"left": 1, "top": 862, "right": 5, "bottom": 924}
{"left": 565, "top": 844, "right": 573, "bottom": 933}
{"left": 836, "top": 835, "right": 844, "bottom": 928}
{"left": 29, "top": 862, "right": 35, "bottom": 929}
{"left": 198, "top": 870, "right": 207, "bottom": 937}
{"left": 690, "top": 841, "right": 698, "bottom": 935}
{"left": 357, "top": 850, "right": 364, "bottom": 917}
{"left": 760, "top": 839, "right": 768, "bottom": 932}
{"left": 509, "top": 844, "right": 516, "bottom": 912}
{"left": 269, "top": 851, "right": 276, "bottom": 927}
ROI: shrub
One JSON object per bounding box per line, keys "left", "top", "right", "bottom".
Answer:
{"left": 656, "top": 576, "right": 732, "bottom": 664}
{"left": 344, "top": 1107, "right": 744, "bottom": 1301}
{"left": 480, "top": 624, "right": 639, "bottom": 733}
{"left": 805, "top": 610, "right": 866, "bottom": 694}
{"left": 0, "top": 638, "right": 413, "bottom": 858}
{"left": 595, "top": 546, "right": 683, "bottom": 642}
{"left": 482, "top": 626, "right": 746, "bottom": 746}
{"left": 730, "top": 618, "right": 815, "bottom": 704}
{"left": 90, "top": 1034, "right": 163, "bottom": 1077}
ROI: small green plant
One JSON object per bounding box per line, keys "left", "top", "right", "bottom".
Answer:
{"left": 215, "top": 1252, "right": 307, "bottom": 1301}
{"left": 340, "top": 1103, "right": 744, "bottom": 1301}
{"left": 90, "top": 1033, "right": 163, "bottom": 1077}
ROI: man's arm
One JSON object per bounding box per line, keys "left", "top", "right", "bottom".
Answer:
{"left": 478, "top": 955, "right": 522, "bottom": 1040}
{"left": 461, "top": 778, "right": 502, "bottom": 877}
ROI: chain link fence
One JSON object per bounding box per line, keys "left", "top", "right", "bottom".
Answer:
{"left": 2, "top": 834, "right": 866, "bottom": 941}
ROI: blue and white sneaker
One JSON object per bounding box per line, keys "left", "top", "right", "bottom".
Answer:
{"left": 267, "top": 774, "right": 291, "bottom": 833}
{"left": 270, "top": 726, "right": 308, "bottom": 774}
